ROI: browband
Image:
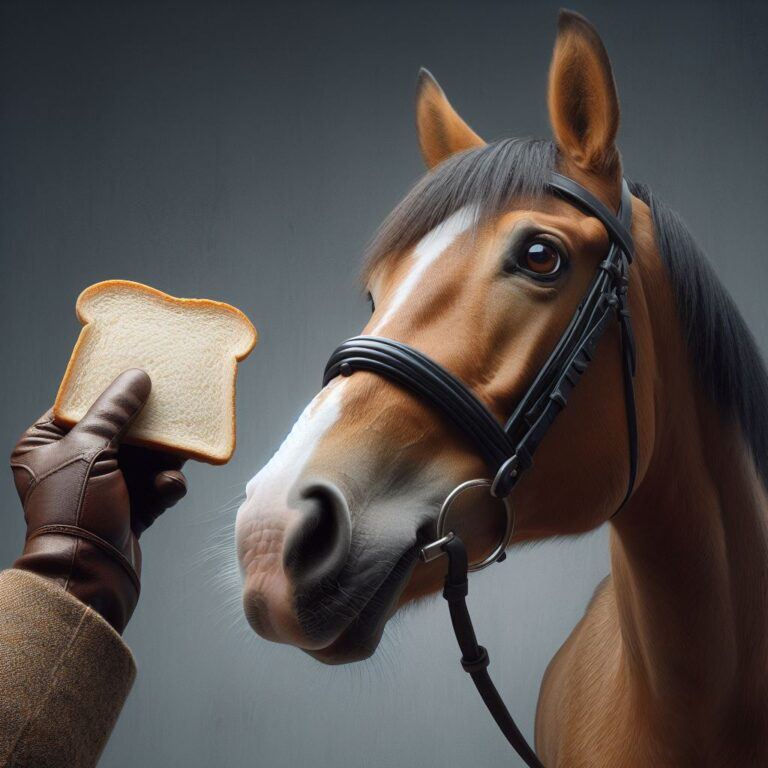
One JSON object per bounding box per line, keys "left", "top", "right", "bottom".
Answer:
{"left": 548, "top": 172, "right": 634, "bottom": 260}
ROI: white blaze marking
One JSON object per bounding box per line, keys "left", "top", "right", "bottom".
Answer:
{"left": 240, "top": 207, "right": 475, "bottom": 521}
{"left": 373, "top": 206, "right": 476, "bottom": 332}
{"left": 241, "top": 380, "right": 346, "bottom": 511}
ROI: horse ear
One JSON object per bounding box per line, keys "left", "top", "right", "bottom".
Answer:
{"left": 548, "top": 10, "right": 620, "bottom": 178}
{"left": 416, "top": 68, "right": 485, "bottom": 169}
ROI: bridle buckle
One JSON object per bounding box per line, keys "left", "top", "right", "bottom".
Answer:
{"left": 490, "top": 454, "right": 520, "bottom": 499}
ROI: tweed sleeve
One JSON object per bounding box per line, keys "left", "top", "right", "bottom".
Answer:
{"left": 0, "top": 569, "right": 136, "bottom": 768}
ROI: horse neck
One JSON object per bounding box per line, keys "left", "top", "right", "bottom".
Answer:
{"left": 610, "top": 277, "right": 768, "bottom": 739}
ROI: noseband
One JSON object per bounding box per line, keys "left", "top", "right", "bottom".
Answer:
{"left": 323, "top": 172, "right": 636, "bottom": 768}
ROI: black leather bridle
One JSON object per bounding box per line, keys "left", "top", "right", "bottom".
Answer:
{"left": 323, "top": 172, "right": 636, "bottom": 768}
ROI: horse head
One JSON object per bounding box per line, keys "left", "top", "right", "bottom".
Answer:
{"left": 236, "top": 11, "right": 655, "bottom": 662}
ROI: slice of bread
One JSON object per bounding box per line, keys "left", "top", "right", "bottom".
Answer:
{"left": 54, "top": 280, "right": 258, "bottom": 464}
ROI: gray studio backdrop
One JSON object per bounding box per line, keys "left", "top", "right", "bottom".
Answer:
{"left": 1, "top": 1, "right": 767, "bottom": 766}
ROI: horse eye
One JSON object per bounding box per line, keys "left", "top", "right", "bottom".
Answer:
{"left": 366, "top": 292, "right": 375, "bottom": 313}
{"left": 519, "top": 241, "right": 562, "bottom": 278}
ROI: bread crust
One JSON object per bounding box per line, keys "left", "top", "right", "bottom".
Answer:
{"left": 53, "top": 280, "right": 258, "bottom": 464}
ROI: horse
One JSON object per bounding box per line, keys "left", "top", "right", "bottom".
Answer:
{"left": 235, "top": 10, "right": 768, "bottom": 766}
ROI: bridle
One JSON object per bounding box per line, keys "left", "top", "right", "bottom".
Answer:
{"left": 322, "top": 172, "right": 636, "bottom": 768}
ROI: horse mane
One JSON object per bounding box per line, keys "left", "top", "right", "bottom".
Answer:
{"left": 365, "top": 139, "right": 768, "bottom": 484}
{"left": 365, "top": 138, "right": 556, "bottom": 280}
{"left": 629, "top": 180, "right": 768, "bottom": 485}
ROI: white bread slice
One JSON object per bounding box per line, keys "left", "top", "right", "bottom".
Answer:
{"left": 54, "top": 280, "right": 257, "bottom": 464}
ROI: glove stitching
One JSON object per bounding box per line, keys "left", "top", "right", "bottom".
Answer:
{"left": 69, "top": 451, "right": 91, "bottom": 595}
{"left": 9, "top": 462, "right": 37, "bottom": 506}
{"left": 76, "top": 449, "right": 104, "bottom": 528}
{"left": 17, "top": 455, "right": 91, "bottom": 515}
{"left": 26, "top": 453, "right": 91, "bottom": 487}
{"left": 27, "top": 524, "right": 141, "bottom": 594}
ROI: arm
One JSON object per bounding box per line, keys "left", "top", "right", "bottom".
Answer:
{"left": 0, "top": 370, "right": 187, "bottom": 768}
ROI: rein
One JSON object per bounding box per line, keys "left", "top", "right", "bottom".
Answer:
{"left": 323, "top": 173, "right": 636, "bottom": 767}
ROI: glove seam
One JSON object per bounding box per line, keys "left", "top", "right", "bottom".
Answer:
{"left": 76, "top": 450, "right": 101, "bottom": 528}
{"left": 27, "top": 524, "right": 141, "bottom": 595}
{"left": 17, "top": 453, "right": 88, "bottom": 491}
{"left": 9, "top": 462, "right": 36, "bottom": 506}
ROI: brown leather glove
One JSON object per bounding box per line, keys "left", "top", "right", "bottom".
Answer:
{"left": 11, "top": 369, "right": 188, "bottom": 634}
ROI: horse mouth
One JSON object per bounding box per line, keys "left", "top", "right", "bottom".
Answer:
{"left": 301, "top": 545, "right": 420, "bottom": 664}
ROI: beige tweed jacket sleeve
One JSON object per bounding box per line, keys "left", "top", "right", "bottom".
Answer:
{"left": 0, "top": 569, "right": 136, "bottom": 768}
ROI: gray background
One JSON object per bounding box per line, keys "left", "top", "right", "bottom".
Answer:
{"left": 1, "top": 1, "right": 767, "bottom": 766}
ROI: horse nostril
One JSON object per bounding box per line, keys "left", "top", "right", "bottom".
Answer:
{"left": 283, "top": 481, "right": 352, "bottom": 589}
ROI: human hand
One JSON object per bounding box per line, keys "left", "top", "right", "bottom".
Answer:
{"left": 11, "top": 369, "right": 187, "bottom": 633}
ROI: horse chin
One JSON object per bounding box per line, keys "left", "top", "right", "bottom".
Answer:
{"left": 301, "top": 547, "right": 420, "bottom": 665}
{"left": 305, "top": 628, "right": 382, "bottom": 665}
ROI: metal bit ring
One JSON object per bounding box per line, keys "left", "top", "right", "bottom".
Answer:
{"left": 436, "top": 478, "right": 514, "bottom": 572}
